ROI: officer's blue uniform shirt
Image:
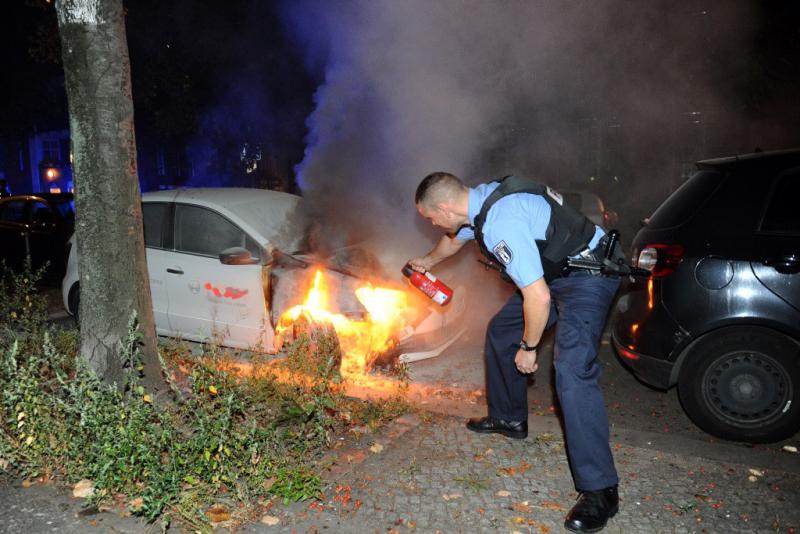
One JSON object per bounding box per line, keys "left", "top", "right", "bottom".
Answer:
{"left": 455, "top": 182, "right": 605, "bottom": 288}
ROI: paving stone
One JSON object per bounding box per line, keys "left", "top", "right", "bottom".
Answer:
{"left": 248, "top": 413, "right": 800, "bottom": 533}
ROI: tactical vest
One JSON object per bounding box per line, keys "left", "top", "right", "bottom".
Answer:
{"left": 473, "top": 175, "right": 597, "bottom": 282}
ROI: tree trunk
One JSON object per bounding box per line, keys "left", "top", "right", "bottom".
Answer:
{"left": 56, "top": 0, "right": 163, "bottom": 393}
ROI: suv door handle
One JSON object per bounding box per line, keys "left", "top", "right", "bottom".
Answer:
{"left": 166, "top": 267, "right": 184, "bottom": 275}
{"left": 762, "top": 254, "right": 800, "bottom": 274}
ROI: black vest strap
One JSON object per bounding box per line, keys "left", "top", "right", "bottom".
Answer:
{"left": 473, "top": 176, "right": 597, "bottom": 282}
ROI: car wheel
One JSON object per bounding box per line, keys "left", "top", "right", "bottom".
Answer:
{"left": 678, "top": 328, "right": 800, "bottom": 443}
{"left": 68, "top": 283, "right": 80, "bottom": 320}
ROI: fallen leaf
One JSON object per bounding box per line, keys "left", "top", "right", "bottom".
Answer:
{"left": 540, "top": 500, "right": 567, "bottom": 512}
{"left": 782, "top": 445, "right": 798, "bottom": 454}
{"left": 263, "top": 477, "right": 277, "bottom": 491}
{"left": 370, "top": 443, "right": 384, "bottom": 454}
{"left": 261, "top": 515, "right": 280, "bottom": 525}
{"left": 442, "top": 493, "right": 462, "bottom": 501}
{"left": 498, "top": 467, "right": 517, "bottom": 477}
{"left": 748, "top": 468, "right": 764, "bottom": 477}
{"left": 205, "top": 505, "right": 231, "bottom": 523}
{"left": 407, "top": 520, "right": 417, "bottom": 529}
{"left": 496, "top": 490, "right": 512, "bottom": 497}
{"left": 72, "top": 479, "right": 95, "bottom": 499}
{"left": 142, "top": 394, "right": 152, "bottom": 404}
{"left": 512, "top": 501, "right": 532, "bottom": 513}
{"left": 748, "top": 475, "right": 758, "bottom": 482}
{"left": 128, "top": 497, "right": 144, "bottom": 511}
{"left": 21, "top": 479, "right": 34, "bottom": 488}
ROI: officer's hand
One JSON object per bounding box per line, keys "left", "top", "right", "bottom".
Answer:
{"left": 407, "top": 257, "right": 433, "bottom": 273}
{"left": 515, "top": 349, "right": 539, "bottom": 374}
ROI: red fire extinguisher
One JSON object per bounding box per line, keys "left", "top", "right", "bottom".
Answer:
{"left": 402, "top": 263, "right": 453, "bottom": 306}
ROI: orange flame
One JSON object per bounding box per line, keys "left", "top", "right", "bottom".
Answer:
{"left": 276, "top": 270, "right": 415, "bottom": 376}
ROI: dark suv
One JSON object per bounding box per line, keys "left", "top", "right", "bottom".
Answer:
{"left": 613, "top": 149, "right": 800, "bottom": 443}
{"left": 0, "top": 193, "right": 75, "bottom": 280}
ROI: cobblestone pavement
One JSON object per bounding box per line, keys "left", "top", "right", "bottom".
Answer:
{"left": 2, "top": 406, "right": 798, "bottom": 534}
{"left": 244, "top": 412, "right": 800, "bottom": 534}
{"left": 7, "top": 291, "right": 796, "bottom": 532}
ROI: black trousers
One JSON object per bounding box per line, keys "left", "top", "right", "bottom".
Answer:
{"left": 484, "top": 272, "right": 620, "bottom": 490}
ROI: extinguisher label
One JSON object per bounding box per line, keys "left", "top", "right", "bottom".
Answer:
{"left": 432, "top": 291, "right": 448, "bottom": 305}
{"left": 420, "top": 280, "right": 437, "bottom": 298}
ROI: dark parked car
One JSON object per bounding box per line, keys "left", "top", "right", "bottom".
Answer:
{"left": 613, "top": 149, "right": 800, "bottom": 443}
{"left": 0, "top": 193, "right": 75, "bottom": 280}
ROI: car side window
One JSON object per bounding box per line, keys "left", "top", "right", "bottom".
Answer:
{"left": 31, "top": 201, "right": 55, "bottom": 225}
{"left": 174, "top": 204, "right": 250, "bottom": 257}
{"left": 761, "top": 172, "right": 800, "bottom": 235}
{"left": 143, "top": 203, "right": 170, "bottom": 248}
{"left": 52, "top": 198, "right": 75, "bottom": 222}
{"left": 0, "top": 200, "right": 27, "bottom": 223}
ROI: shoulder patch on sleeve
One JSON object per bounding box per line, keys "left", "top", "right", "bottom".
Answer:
{"left": 493, "top": 240, "right": 513, "bottom": 265}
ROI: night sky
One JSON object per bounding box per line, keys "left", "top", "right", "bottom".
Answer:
{"left": 0, "top": 0, "right": 317, "bottom": 192}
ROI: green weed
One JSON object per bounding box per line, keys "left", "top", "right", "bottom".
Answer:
{"left": 0, "top": 263, "right": 409, "bottom": 531}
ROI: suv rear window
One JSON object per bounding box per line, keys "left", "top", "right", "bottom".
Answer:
{"left": 646, "top": 170, "right": 723, "bottom": 230}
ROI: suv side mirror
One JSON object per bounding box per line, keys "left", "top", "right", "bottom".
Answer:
{"left": 219, "top": 247, "right": 260, "bottom": 265}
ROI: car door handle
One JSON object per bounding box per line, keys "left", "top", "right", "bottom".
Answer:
{"left": 762, "top": 255, "right": 800, "bottom": 274}
{"left": 166, "top": 267, "right": 184, "bottom": 275}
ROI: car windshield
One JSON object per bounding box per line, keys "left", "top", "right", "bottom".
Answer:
{"left": 52, "top": 198, "right": 75, "bottom": 222}
{"left": 647, "top": 170, "right": 724, "bottom": 230}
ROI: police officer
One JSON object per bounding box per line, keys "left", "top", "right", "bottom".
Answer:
{"left": 409, "top": 172, "right": 620, "bottom": 533}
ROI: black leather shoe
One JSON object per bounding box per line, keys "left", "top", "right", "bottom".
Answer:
{"left": 564, "top": 486, "right": 619, "bottom": 533}
{"left": 466, "top": 417, "right": 528, "bottom": 439}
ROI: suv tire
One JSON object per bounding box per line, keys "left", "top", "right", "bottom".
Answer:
{"left": 678, "top": 328, "right": 800, "bottom": 443}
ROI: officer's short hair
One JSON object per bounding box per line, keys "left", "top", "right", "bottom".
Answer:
{"left": 415, "top": 172, "right": 466, "bottom": 207}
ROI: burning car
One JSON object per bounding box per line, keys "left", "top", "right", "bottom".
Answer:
{"left": 61, "top": 187, "right": 464, "bottom": 374}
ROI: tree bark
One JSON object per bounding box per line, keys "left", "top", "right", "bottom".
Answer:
{"left": 56, "top": 0, "right": 163, "bottom": 392}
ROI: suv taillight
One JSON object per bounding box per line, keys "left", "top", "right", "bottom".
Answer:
{"left": 636, "top": 244, "right": 684, "bottom": 278}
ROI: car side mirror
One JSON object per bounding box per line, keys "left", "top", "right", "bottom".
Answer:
{"left": 219, "top": 247, "right": 260, "bottom": 265}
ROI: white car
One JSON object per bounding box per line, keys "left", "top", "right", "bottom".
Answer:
{"left": 62, "top": 188, "right": 464, "bottom": 357}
